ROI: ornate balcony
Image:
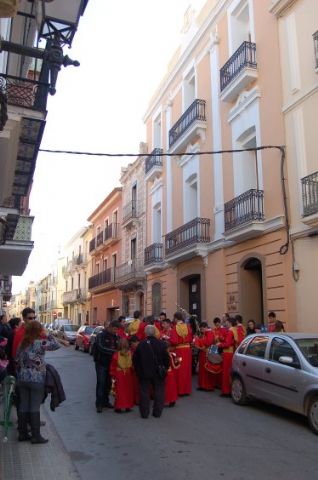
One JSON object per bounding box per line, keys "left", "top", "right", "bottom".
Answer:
{"left": 62, "top": 289, "right": 80, "bottom": 305}
{"left": 168, "top": 99, "right": 206, "bottom": 153}
{"left": 122, "top": 200, "right": 137, "bottom": 227}
{"left": 115, "top": 258, "right": 145, "bottom": 289}
{"left": 144, "top": 243, "right": 164, "bottom": 272}
{"left": 104, "top": 223, "right": 120, "bottom": 245}
{"left": 145, "top": 148, "right": 163, "bottom": 182}
{"left": 89, "top": 237, "right": 96, "bottom": 253}
{"left": 88, "top": 268, "right": 114, "bottom": 292}
{"left": 0, "top": 74, "right": 49, "bottom": 112}
{"left": 165, "top": 217, "right": 210, "bottom": 262}
{"left": 224, "top": 189, "right": 265, "bottom": 240}
{"left": 301, "top": 171, "right": 318, "bottom": 226}
{"left": 0, "top": 215, "right": 34, "bottom": 275}
{"left": 96, "top": 231, "right": 104, "bottom": 248}
{"left": 220, "top": 41, "right": 257, "bottom": 102}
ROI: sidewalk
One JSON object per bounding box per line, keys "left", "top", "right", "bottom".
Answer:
{"left": 0, "top": 406, "right": 80, "bottom": 480}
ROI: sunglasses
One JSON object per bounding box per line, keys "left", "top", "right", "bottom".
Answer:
{"left": 27, "top": 316, "right": 36, "bottom": 320}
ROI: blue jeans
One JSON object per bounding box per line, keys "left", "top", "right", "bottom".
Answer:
{"left": 95, "top": 363, "right": 111, "bottom": 408}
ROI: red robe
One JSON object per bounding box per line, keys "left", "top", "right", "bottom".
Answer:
{"left": 236, "top": 324, "right": 246, "bottom": 345}
{"left": 12, "top": 324, "right": 26, "bottom": 359}
{"left": 117, "top": 327, "right": 127, "bottom": 339}
{"left": 110, "top": 352, "right": 134, "bottom": 410}
{"left": 164, "top": 353, "right": 179, "bottom": 406}
{"left": 219, "top": 328, "right": 235, "bottom": 395}
{"left": 170, "top": 322, "right": 193, "bottom": 395}
{"left": 194, "top": 331, "right": 215, "bottom": 391}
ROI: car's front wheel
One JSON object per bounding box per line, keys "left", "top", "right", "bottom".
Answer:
{"left": 307, "top": 396, "right": 318, "bottom": 435}
{"left": 231, "top": 376, "right": 247, "bottom": 405}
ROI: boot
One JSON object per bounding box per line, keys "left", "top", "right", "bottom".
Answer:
{"left": 29, "top": 412, "right": 48, "bottom": 444}
{"left": 17, "top": 412, "right": 31, "bottom": 441}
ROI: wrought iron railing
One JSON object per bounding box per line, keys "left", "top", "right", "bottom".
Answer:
{"left": 314, "top": 31, "right": 318, "bottom": 69}
{"left": 224, "top": 189, "right": 264, "bottom": 231}
{"left": 169, "top": 99, "right": 206, "bottom": 148}
{"left": 96, "top": 231, "right": 104, "bottom": 247}
{"left": 165, "top": 217, "right": 210, "bottom": 255}
{"left": 88, "top": 268, "right": 113, "bottom": 289}
{"left": 122, "top": 200, "right": 137, "bottom": 223}
{"left": 89, "top": 237, "right": 96, "bottom": 252}
{"left": 104, "top": 223, "right": 120, "bottom": 242}
{"left": 144, "top": 243, "right": 163, "bottom": 265}
{"left": 145, "top": 148, "right": 163, "bottom": 174}
{"left": 302, "top": 171, "right": 318, "bottom": 216}
{"left": 220, "top": 41, "right": 257, "bottom": 92}
{"left": 0, "top": 74, "right": 49, "bottom": 112}
{"left": 116, "top": 258, "right": 144, "bottom": 281}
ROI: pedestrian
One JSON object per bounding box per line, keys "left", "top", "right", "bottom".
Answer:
{"left": 164, "top": 349, "right": 180, "bottom": 408}
{"left": 133, "top": 325, "right": 170, "bottom": 419}
{"left": 274, "top": 320, "right": 285, "bottom": 332}
{"left": 110, "top": 338, "right": 134, "bottom": 413}
{"left": 117, "top": 315, "right": 127, "bottom": 339}
{"left": 267, "top": 311, "right": 277, "bottom": 332}
{"left": 129, "top": 335, "right": 140, "bottom": 405}
{"left": 0, "top": 336, "right": 9, "bottom": 382}
{"left": 169, "top": 311, "right": 193, "bottom": 396}
{"left": 0, "top": 312, "right": 11, "bottom": 339}
{"left": 6, "top": 317, "right": 21, "bottom": 375}
{"left": 246, "top": 319, "right": 257, "bottom": 335}
{"left": 92, "top": 320, "right": 119, "bottom": 413}
{"left": 127, "top": 310, "right": 145, "bottom": 340}
{"left": 235, "top": 315, "right": 246, "bottom": 344}
{"left": 216, "top": 317, "right": 236, "bottom": 397}
{"left": 16, "top": 320, "right": 60, "bottom": 443}
{"left": 12, "top": 308, "right": 37, "bottom": 359}
{"left": 194, "top": 322, "right": 215, "bottom": 392}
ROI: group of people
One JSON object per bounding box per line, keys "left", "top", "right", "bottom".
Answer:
{"left": 92, "top": 309, "right": 286, "bottom": 417}
{"left": 0, "top": 309, "right": 61, "bottom": 444}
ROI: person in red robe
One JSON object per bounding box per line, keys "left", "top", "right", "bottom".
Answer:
{"left": 164, "top": 350, "right": 180, "bottom": 407}
{"left": 217, "top": 318, "right": 236, "bottom": 397}
{"left": 170, "top": 312, "right": 193, "bottom": 396}
{"left": 160, "top": 318, "right": 172, "bottom": 342}
{"left": 126, "top": 310, "right": 145, "bottom": 341}
{"left": 211, "top": 317, "right": 227, "bottom": 389}
{"left": 235, "top": 315, "right": 246, "bottom": 345}
{"left": 194, "top": 322, "right": 215, "bottom": 391}
{"left": 110, "top": 338, "right": 134, "bottom": 412}
{"left": 117, "top": 316, "right": 128, "bottom": 339}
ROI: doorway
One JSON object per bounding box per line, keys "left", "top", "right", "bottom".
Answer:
{"left": 240, "top": 257, "right": 264, "bottom": 326}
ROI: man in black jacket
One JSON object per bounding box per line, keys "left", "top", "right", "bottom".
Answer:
{"left": 93, "top": 321, "right": 119, "bottom": 413}
{"left": 133, "top": 324, "right": 170, "bottom": 419}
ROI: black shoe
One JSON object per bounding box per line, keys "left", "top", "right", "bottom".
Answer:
{"left": 152, "top": 412, "right": 161, "bottom": 418}
{"left": 114, "top": 409, "right": 123, "bottom": 413}
{"left": 96, "top": 406, "right": 103, "bottom": 413}
{"left": 17, "top": 412, "right": 31, "bottom": 442}
{"left": 29, "top": 412, "right": 48, "bottom": 444}
{"left": 125, "top": 408, "right": 132, "bottom": 412}
{"left": 103, "top": 402, "right": 114, "bottom": 409}
{"left": 169, "top": 402, "right": 176, "bottom": 408}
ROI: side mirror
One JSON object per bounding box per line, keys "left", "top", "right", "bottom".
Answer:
{"left": 278, "top": 356, "right": 300, "bottom": 368}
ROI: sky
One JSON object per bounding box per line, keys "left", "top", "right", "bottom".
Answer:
{"left": 12, "top": 0, "right": 206, "bottom": 294}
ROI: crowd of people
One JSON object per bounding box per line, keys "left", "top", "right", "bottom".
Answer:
{"left": 91, "top": 309, "right": 286, "bottom": 418}
{"left": 0, "top": 307, "right": 286, "bottom": 439}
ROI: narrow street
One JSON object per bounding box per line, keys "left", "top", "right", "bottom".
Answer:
{"left": 44, "top": 346, "right": 317, "bottom": 480}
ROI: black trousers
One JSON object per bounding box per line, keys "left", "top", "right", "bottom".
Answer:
{"left": 139, "top": 376, "right": 165, "bottom": 418}
{"left": 95, "top": 363, "right": 111, "bottom": 408}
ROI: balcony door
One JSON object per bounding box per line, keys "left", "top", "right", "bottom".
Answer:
{"left": 183, "top": 68, "right": 196, "bottom": 110}
{"left": 184, "top": 173, "right": 198, "bottom": 222}
{"left": 229, "top": 0, "right": 252, "bottom": 53}
{"left": 234, "top": 128, "right": 259, "bottom": 196}
{"left": 153, "top": 203, "right": 162, "bottom": 243}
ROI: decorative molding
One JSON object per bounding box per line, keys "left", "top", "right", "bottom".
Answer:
{"left": 269, "top": 0, "right": 297, "bottom": 17}
{"left": 282, "top": 83, "right": 318, "bottom": 114}
{"left": 228, "top": 87, "right": 261, "bottom": 123}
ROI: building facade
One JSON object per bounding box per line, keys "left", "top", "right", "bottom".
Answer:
{"left": 87, "top": 189, "right": 122, "bottom": 325}
{"left": 270, "top": 0, "right": 318, "bottom": 331}
{"left": 62, "top": 226, "right": 92, "bottom": 325}
{"left": 143, "top": 0, "right": 295, "bottom": 328}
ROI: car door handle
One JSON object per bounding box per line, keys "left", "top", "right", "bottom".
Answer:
{"left": 242, "top": 361, "right": 246, "bottom": 367}
{"left": 265, "top": 367, "right": 271, "bottom": 373}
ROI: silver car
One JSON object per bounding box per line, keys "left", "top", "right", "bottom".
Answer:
{"left": 231, "top": 333, "right": 318, "bottom": 434}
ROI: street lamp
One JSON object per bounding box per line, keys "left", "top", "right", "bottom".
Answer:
{"left": 35, "top": 0, "right": 88, "bottom": 47}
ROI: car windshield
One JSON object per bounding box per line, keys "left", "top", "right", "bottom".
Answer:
{"left": 64, "top": 325, "right": 78, "bottom": 332}
{"left": 295, "top": 338, "right": 318, "bottom": 367}
{"left": 85, "top": 327, "right": 94, "bottom": 335}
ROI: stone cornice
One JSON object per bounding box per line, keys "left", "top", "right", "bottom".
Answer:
{"left": 269, "top": 0, "right": 297, "bottom": 17}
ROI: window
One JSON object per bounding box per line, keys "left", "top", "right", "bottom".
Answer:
{"left": 103, "top": 258, "right": 108, "bottom": 271}
{"left": 152, "top": 283, "right": 162, "bottom": 318}
{"left": 184, "top": 173, "right": 198, "bottom": 222}
{"left": 153, "top": 113, "right": 162, "bottom": 148}
{"left": 269, "top": 338, "right": 300, "bottom": 365}
{"left": 131, "top": 238, "right": 136, "bottom": 260}
{"left": 229, "top": 0, "right": 252, "bottom": 53}
{"left": 132, "top": 183, "right": 137, "bottom": 214}
{"left": 153, "top": 203, "right": 162, "bottom": 243}
{"left": 238, "top": 337, "right": 250, "bottom": 354}
{"left": 296, "top": 338, "right": 318, "bottom": 367}
{"left": 183, "top": 68, "right": 196, "bottom": 110}
{"left": 78, "top": 273, "right": 80, "bottom": 288}
{"left": 245, "top": 336, "right": 269, "bottom": 358}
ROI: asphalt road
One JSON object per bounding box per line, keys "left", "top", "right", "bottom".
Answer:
{"left": 44, "top": 346, "right": 317, "bottom": 480}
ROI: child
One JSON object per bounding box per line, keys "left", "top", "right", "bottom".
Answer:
{"left": 110, "top": 338, "right": 134, "bottom": 413}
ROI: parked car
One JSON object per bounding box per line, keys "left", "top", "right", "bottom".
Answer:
{"left": 56, "top": 324, "right": 79, "bottom": 344}
{"left": 231, "top": 333, "right": 318, "bottom": 434}
{"left": 89, "top": 326, "right": 104, "bottom": 355}
{"left": 75, "top": 325, "right": 94, "bottom": 353}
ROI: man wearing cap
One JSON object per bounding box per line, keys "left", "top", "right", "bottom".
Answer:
{"left": 133, "top": 324, "right": 169, "bottom": 419}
